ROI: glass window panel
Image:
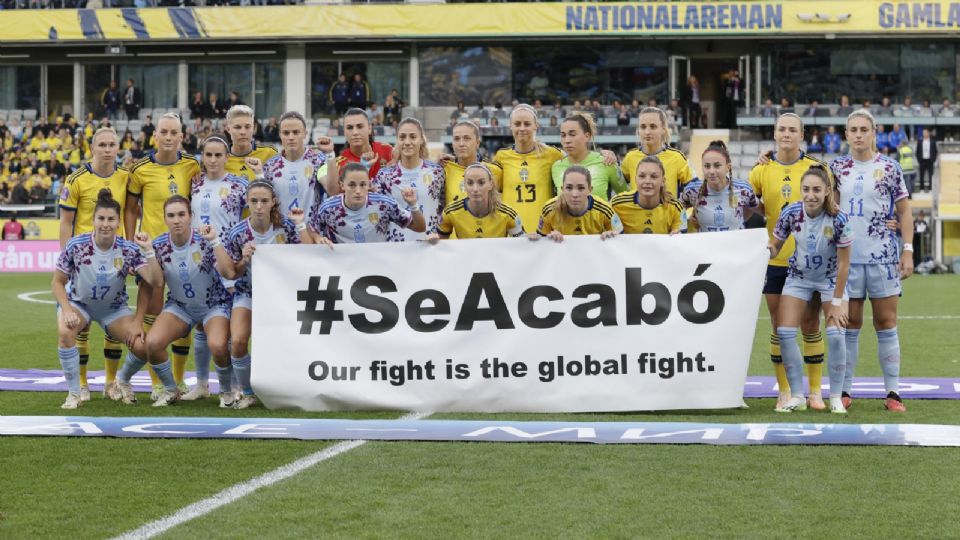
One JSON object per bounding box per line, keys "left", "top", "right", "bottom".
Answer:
{"left": 83, "top": 64, "right": 113, "bottom": 119}
{"left": 254, "top": 62, "right": 284, "bottom": 120}
{"left": 418, "top": 47, "right": 511, "bottom": 107}
{"left": 188, "top": 63, "right": 253, "bottom": 111}
{"left": 118, "top": 64, "right": 178, "bottom": 110}
{"left": 900, "top": 43, "right": 955, "bottom": 102}
{"left": 0, "top": 66, "right": 41, "bottom": 111}
{"left": 310, "top": 62, "right": 339, "bottom": 117}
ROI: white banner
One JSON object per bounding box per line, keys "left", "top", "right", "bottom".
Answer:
{"left": 252, "top": 229, "right": 768, "bottom": 412}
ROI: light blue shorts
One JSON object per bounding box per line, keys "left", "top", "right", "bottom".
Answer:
{"left": 782, "top": 277, "right": 848, "bottom": 303}
{"left": 62, "top": 301, "right": 132, "bottom": 331}
{"left": 162, "top": 300, "right": 231, "bottom": 329}
{"left": 232, "top": 293, "right": 252, "bottom": 311}
{"left": 846, "top": 263, "right": 901, "bottom": 299}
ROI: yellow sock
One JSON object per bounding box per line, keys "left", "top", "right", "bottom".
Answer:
{"left": 104, "top": 335, "right": 123, "bottom": 385}
{"left": 172, "top": 332, "right": 192, "bottom": 386}
{"left": 803, "top": 332, "right": 825, "bottom": 396}
{"left": 143, "top": 314, "right": 161, "bottom": 386}
{"left": 770, "top": 333, "right": 789, "bottom": 394}
{"left": 76, "top": 330, "right": 90, "bottom": 387}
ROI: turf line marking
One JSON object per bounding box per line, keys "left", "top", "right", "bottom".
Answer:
{"left": 111, "top": 411, "right": 431, "bottom": 540}
{"left": 758, "top": 315, "right": 958, "bottom": 320}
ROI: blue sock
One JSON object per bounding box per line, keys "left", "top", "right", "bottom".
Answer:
{"left": 230, "top": 369, "right": 239, "bottom": 391}
{"left": 215, "top": 364, "right": 233, "bottom": 394}
{"left": 843, "top": 329, "right": 861, "bottom": 393}
{"left": 151, "top": 360, "right": 178, "bottom": 391}
{"left": 58, "top": 347, "right": 81, "bottom": 395}
{"left": 777, "top": 327, "right": 804, "bottom": 399}
{"left": 825, "top": 326, "right": 846, "bottom": 398}
{"left": 232, "top": 354, "right": 253, "bottom": 395}
{"left": 118, "top": 351, "right": 147, "bottom": 383}
{"left": 877, "top": 327, "right": 901, "bottom": 393}
{"left": 193, "top": 330, "right": 210, "bottom": 384}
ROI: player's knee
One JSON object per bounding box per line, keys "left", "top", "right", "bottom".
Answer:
{"left": 209, "top": 340, "right": 229, "bottom": 359}
{"left": 144, "top": 333, "right": 167, "bottom": 359}
{"left": 230, "top": 338, "right": 249, "bottom": 358}
{"left": 58, "top": 328, "right": 76, "bottom": 348}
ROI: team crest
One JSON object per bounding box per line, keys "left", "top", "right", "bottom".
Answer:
{"left": 781, "top": 184, "right": 792, "bottom": 199}
{"left": 874, "top": 169, "right": 883, "bottom": 180}
{"left": 275, "top": 233, "right": 287, "bottom": 244}
{"left": 824, "top": 227, "right": 833, "bottom": 239}
{"left": 368, "top": 212, "right": 380, "bottom": 224}
{"left": 423, "top": 173, "right": 433, "bottom": 185}
{"left": 192, "top": 251, "right": 202, "bottom": 265}
{"left": 113, "top": 257, "right": 124, "bottom": 270}
{"left": 168, "top": 180, "right": 178, "bottom": 194}
{"left": 305, "top": 165, "right": 314, "bottom": 179}
{"left": 60, "top": 187, "right": 70, "bottom": 201}
{"left": 219, "top": 187, "right": 229, "bottom": 198}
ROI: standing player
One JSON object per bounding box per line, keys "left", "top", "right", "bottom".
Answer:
{"left": 125, "top": 112, "right": 200, "bottom": 397}
{"left": 211, "top": 181, "right": 315, "bottom": 409}
{"left": 261, "top": 111, "right": 338, "bottom": 224}
{"left": 223, "top": 104, "right": 278, "bottom": 181}
{"left": 611, "top": 157, "right": 685, "bottom": 234}
{"left": 372, "top": 117, "right": 445, "bottom": 240}
{"left": 432, "top": 163, "right": 523, "bottom": 240}
{"left": 750, "top": 113, "right": 830, "bottom": 409}
{"left": 140, "top": 196, "right": 235, "bottom": 407}
{"left": 768, "top": 165, "right": 853, "bottom": 414}
{"left": 313, "top": 162, "right": 425, "bottom": 243}
{"left": 535, "top": 165, "right": 622, "bottom": 241}
{"left": 58, "top": 127, "right": 128, "bottom": 400}
{"left": 551, "top": 113, "right": 628, "bottom": 201}
{"left": 53, "top": 189, "right": 162, "bottom": 409}
{"left": 181, "top": 134, "right": 247, "bottom": 401}
{"left": 444, "top": 120, "right": 504, "bottom": 207}
{"left": 680, "top": 141, "right": 758, "bottom": 232}
{"left": 830, "top": 109, "right": 913, "bottom": 412}
{"left": 620, "top": 107, "right": 695, "bottom": 196}
{"left": 337, "top": 108, "right": 393, "bottom": 180}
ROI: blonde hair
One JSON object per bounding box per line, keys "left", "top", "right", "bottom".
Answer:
{"left": 510, "top": 104, "right": 550, "bottom": 156}
{"left": 226, "top": 104, "right": 255, "bottom": 124}
{"left": 463, "top": 163, "right": 502, "bottom": 214}
{"left": 774, "top": 112, "right": 805, "bottom": 134}
{"left": 846, "top": 108, "right": 879, "bottom": 153}
{"left": 92, "top": 126, "right": 118, "bottom": 145}
{"left": 637, "top": 107, "right": 671, "bottom": 149}
{"left": 397, "top": 117, "right": 429, "bottom": 160}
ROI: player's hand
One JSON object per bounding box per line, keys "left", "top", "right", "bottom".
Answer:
{"left": 62, "top": 308, "right": 81, "bottom": 330}
{"left": 199, "top": 224, "right": 218, "bottom": 242}
{"left": 125, "top": 324, "right": 145, "bottom": 349}
{"left": 886, "top": 218, "right": 899, "bottom": 231}
{"left": 767, "top": 242, "right": 779, "bottom": 259}
{"left": 314, "top": 235, "right": 334, "bottom": 250}
{"left": 288, "top": 207, "right": 305, "bottom": 225}
{"left": 600, "top": 230, "right": 618, "bottom": 241}
{"left": 437, "top": 153, "right": 456, "bottom": 164}
{"left": 546, "top": 230, "right": 564, "bottom": 243}
{"left": 756, "top": 150, "right": 773, "bottom": 166}
{"left": 245, "top": 157, "right": 263, "bottom": 177}
{"left": 599, "top": 149, "right": 618, "bottom": 166}
{"left": 826, "top": 303, "right": 848, "bottom": 328}
{"left": 360, "top": 143, "right": 376, "bottom": 165}
{"left": 527, "top": 233, "right": 541, "bottom": 241}
{"left": 241, "top": 242, "right": 256, "bottom": 263}
{"left": 400, "top": 186, "right": 418, "bottom": 206}
{"left": 425, "top": 233, "right": 440, "bottom": 245}
{"left": 133, "top": 232, "right": 152, "bottom": 250}
{"left": 900, "top": 251, "right": 914, "bottom": 279}
{"left": 315, "top": 135, "right": 334, "bottom": 154}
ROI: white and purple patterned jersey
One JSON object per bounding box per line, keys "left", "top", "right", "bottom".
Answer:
{"left": 153, "top": 231, "right": 231, "bottom": 309}
{"left": 56, "top": 233, "right": 146, "bottom": 310}
{"left": 262, "top": 148, "right": 328, "bottom": 222}
{"left": 774, "top": 202, "right": 853, "bottom": 282}
{"left": 311, "top": 194, "right": 414, "bottom": 244}
{"left": 224, "top": 217, "right": 301, "bottom": 297}
{"left": 371, "top": 160, "right": 444, "bottom": 241}
{"left": 830, "top": 154, "right": 908, "bottom": 264}
{"left": 191, "top": 173, "right": 248, "bottom": 241}
{"left": 680, "top": 179, "right": 758, "bottom": 232}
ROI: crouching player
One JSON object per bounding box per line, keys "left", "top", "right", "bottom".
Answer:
{"left": 53, "top": 189, "right": 163, "bottom": 409}
{"left": 768, "top": 165, "right": 853, "bottom": 414}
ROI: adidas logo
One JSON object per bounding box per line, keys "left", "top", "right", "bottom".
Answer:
{"left": 644, "top": 219, "right": 653, "bottom": 225}
{"left": 574, "top": 226, "right": 583, "bottom": 232}
{"left": 475, "top": 227, "right": 483, "bottom": 234}
{"left": 783, "top": 176, "right": 791, "bottom": 182}
{"left": 168, "top": 174, "right": 176, "bottom": 181}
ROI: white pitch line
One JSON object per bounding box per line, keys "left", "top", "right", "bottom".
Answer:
{"left": 112, "top": 411, "right": 431, "bottom": 540}
{"left": 758, "top": 315, "right": 959, "bottom": 320}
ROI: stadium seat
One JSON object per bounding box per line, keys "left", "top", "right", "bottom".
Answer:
{"left": 742, "top": 141, "right": 759, "bottom": 156}
{"left": 128, "top": 120, "right": 142, "bottom": 133}
{"left": 727, "top": 141, "right": 743, "bottom": 156}
{"left": 22, "top": 109, "right": 37, "bottom": 121}
{"left": 0, "top": 110, "right": 7, "bottom": 120}
{"left": 10, "top": 109, "right": 23, "bottom": 122}
{"left": 114, "top": 119, "right": 129, "bottom": 132}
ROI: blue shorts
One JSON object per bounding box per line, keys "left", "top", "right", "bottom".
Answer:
{"left": 62, "top": 300, "right": 133, "bottom": 331}
{"left": 782, "top": 277, "right": 847, "bottom": 303}
{"left": 162, "top": 300, "right": 231, "bottom": 329}
{"left": 763, "top": 265, "right": 788, "bottom": 295}
{"left": 847, "top": 263, "right": 901, "bottom": 299}
{"left": 232, "top": 293, "right": 252, "bottom": 311}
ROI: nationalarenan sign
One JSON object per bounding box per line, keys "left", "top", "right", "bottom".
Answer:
{"left": 252, "top": 230, "right": 768, "bottom": 412}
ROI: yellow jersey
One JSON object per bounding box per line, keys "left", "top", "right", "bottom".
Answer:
{"left": 59, "top": 164, "right": 129, "bottom": 237}
{"left": 441, "top": 159, "right": 504, "bottom": 208}
{"left": 620, "top": 147, "right": 695, "bottom": 198}
{"left": 748, "top": 152, "right": 830, "bottom": 267}
{"left": 438, "top": 199, "right": 523, "bottom": 239}
{"left": 611, "top": 192, "right": 684, "bottom": 234}
{"left": 226, "top": 143, "right": 280, "bottom": 181}
{"left": 538, "top": 195, "right": 623, "bottom": 236}
{"left": 128, "top": 152, "right": 200, "bottom": 237}
{"left": 494, "top": 144, "right": 563, "bottom": 233}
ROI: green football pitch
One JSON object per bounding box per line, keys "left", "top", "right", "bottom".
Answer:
{"left": 1, "top": 272, "right": 958, "bottom": 538}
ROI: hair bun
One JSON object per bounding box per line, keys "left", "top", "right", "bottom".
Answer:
{"left": 708, "top": 140, "right": 727, "bottom": 150}
{"left": 96, "top": 188, "right": 114, "bottom": 203}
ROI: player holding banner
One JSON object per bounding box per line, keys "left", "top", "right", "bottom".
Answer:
{"left": 210, "top": 180, "right": 318, "bottom": 409}
{"left": 431, "top": 163, "right": 524, "bottom": 240}
{"left": 768, "top": 165, "right": 852, "bottom": 414}
{"left": 534, "top": 165, "right": 622, "bottom": 241}
{"left": 53, "top": 190, "right": 162, "bottom": 409}
{"left": 611, "top": 156, "right": 685, "bottom": 235}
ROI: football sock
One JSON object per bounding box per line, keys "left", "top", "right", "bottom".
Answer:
{"left": 58, "top": 347, "right": 81, "bottom": 395}
{"left": 777, "top": 327, "right": 804, "bottom": 399}
{"left": 825, "top": 326, "right": 846, "bottom": 398}
{"left": 843, "top": 328, "right": 861, "bottom": 393}
{"left": 877, "top": 327, "right": 901, "bottom": 393}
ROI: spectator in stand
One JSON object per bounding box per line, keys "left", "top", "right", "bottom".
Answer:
{"left": 368, "top": 102, "right": 384, "bottom": 127}
{"left": 11, "top": 176, "right": 30, "bottom": 204}
{"left": 3, "top": 213, "right": 25, "bottom": 240}
{"left": 778, "top": 97, "right": 794, "bottom": 114}
{"left": 451, "top": 101, "right": 469, "bottom": 122}
{"left": 940, "top": 98, "right": 956, "bottom": 117}
{"left": 263, "top": 117, "right": 279, "bottom": 143}
{"left": 616, "top": 103, "right": 630, "bottom": 127}
{"left": 329, "top": 74, "right": 350, "bottom": 117}
{"left": 682, "top": 75, "right": 701, "bottom": 129}
{"left": 189, "top": 91, "right": 206, "bottom": 120}
{"left": 824, "top": 125, "right": 842, "bottom": 154}
{"left": 206, "top": 92, "right": 225, "bottom": 119}
{"left": 876, "top": 124, "right": 890, "bottom": 155}
{"left": 668, "top": 98, "right": 683, "bottom": 127}
{"left": 803, "top": 100, "right": 824, "bottom": 117}
{"left": 724, "top": 69, "right": 744, "bottom": 128}
{"left": 919, "top": 99, "right": 933, "bottom": 119}
{"left": 551, "top": 100, "right": 565, "bottom": 120}
{"left": 837, "top": 95, "right": 854, "bottom": 117}
{"left": 326, "top": 118, "right": 341, "bottom": 137}
{"left": 226, "top": 91, "right": 243, "bottom": 109}
{"left": 898, "top": 138, "right": 917, "bottom": 198}
{"left": 123, "top": 79, "right": 141, "bottom": 121}
{"left": 877, "top": 96, "right": 893, "bottom": 116}
{"left": 888, "top": 123, "right": 907, "bottom": 152}
{"left": 182, "top": 126, "right": 198, "bottom": 155}
{"left": 492, "top": 101, "right": 507, "bottom": 119}
{"left": 383, "top": 92, "right": 402, "bottom": 127}
{"left": 861, "top": 99, "right": 873, "bottom": 112}
{"left": 120, "top": 130, "right": 135, "bottom": 152}
{"left": 916, "top": 128, "right": 937, "bottom": 192}
{"left": 348, "top": 73, "right": 370, "bottom": 111}
{"left": 141, "top": 115, "right": 155, "bottom": 148}
{"left": 101, "top": 80, "right": 121, "bottom": 120}
{"left": 807, "top": 128, "right": 823, "bottom": 154}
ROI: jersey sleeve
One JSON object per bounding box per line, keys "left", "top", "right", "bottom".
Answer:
{"left": 387, "top": 199, "right": 414, "bottom": 228}
{"left": 890, "top": 162, "right": 909, "bottom": 202}
{"left": 678, "top": 157, "right": 695, "bottom": 188}
{"left": 748, "top": 165, "right": 763, "bottom": 197}
{"left": 55, "top": 244, "right": 75, "bottom": 275}
{"left": 537, "top": 207, "right": 553, "bottom": 235}
{"left": 125, "top": 241, "right": 148, "bottom": 274}
{"left": 60, "top": 176, "right": 80, "bottom": 210}
{"left": 607, "top": 163, "right": 629, "bottom": 195}
{"left": 741, "top": 184, "right": 760, "bottom": 209}
{"left": 488, "top": 161, "right": 504, "bottom": 192}
{"left": 225, "top": 228, "right": 244, "bottom": 262}
{"left": 437, "top": 210, "right": 454, "bottom": 236}
{"left": 551, "top": 161, "right": 564, "bottom": 193}
{"left": 127, "top": 168, "right": 144, "bottom": 196}
{"left": 506, "top": 212, "right": 524, "bottom": 237}
{"left": 608, "top": 211, "right": 624, "bottom": 234}
{"left": 772, "top": 207, "right": 793, "bottom": 241}
{"left": 834, "top": 213, "right": 854, "bottom": 248}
